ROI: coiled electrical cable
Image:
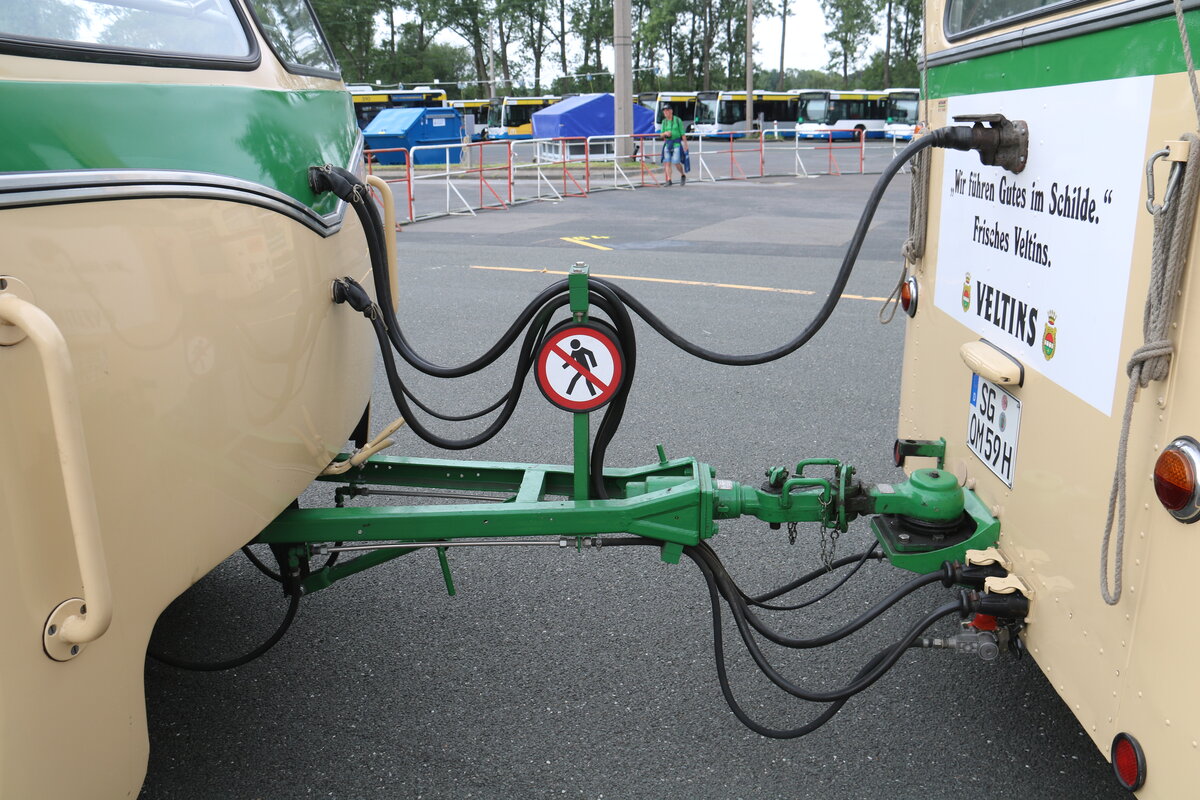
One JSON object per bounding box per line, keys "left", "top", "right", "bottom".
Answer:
{"left": 746, "top": 542, "right": 883, "bottom": 611}
{"left": 589, "top": 135, "right": 938, "bottom": 366}
{"left": 690, "top": 542, "right": 962, "bottom": 703}
{"left": 600, "top": 537, "right": 964, "bottom": 737}
{"left": 316, "top": 165, "right": 571, "bottom": 381}
{"left": 701, "top": 543, "right": 946, "bottom": 649}
{"left": 147, "top": 590, "right": 301, "bottom": 672}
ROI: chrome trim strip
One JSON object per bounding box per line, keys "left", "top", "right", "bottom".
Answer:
{"left": 929, "top": 0, "right": 1200, "bottom": 68}
{"left": 0, "top": 136, "right": 364, "bottom": 237}
{"left": 0, "top": 182, "right": 342, "bottom": 235}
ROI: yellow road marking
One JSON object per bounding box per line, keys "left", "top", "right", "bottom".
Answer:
{"left": 560, "top": 236, "right": 614, "bottom": 251}
{"left": 469, "top": 265, "right": 891, "bottom": 302}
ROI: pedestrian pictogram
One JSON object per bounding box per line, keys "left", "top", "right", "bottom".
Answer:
{"left": 535, "top": 320, "right": 625, "bottom": 412}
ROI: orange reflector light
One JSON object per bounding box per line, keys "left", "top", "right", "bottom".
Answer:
{"left": 1154, "top": 437, "right": 1200, "bottom": 522}
{"left": 900, "top": 276, "right": 918, "bottom": 318}
{"left": 1111, "top": 733, "right": 1146, "bottom": 791}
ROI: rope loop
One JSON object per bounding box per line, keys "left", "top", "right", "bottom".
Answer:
{"left": 1126, "top": 339, "right": 1174, "bottom": 384}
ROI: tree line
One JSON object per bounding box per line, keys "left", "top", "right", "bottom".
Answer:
{"left": 310, "top": 0, "right": 924, "bottom": 96}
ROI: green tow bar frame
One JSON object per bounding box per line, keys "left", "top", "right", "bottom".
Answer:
{"left": 256, "top": 266, "right": 1000, "bottom": 596}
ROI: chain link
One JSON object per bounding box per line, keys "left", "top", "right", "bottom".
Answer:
{"left": 787, "top": 521, "right": 798, "bottom": 546}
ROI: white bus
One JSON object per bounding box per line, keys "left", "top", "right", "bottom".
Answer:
{"left": 693, "top": 90, "right": 798, "bottom": 136}
{"left": 448, "top": 98, "right": 491, "bottom": 141}
{"left": 882, "top": 88, "right": 920, "bottom": 140}
{"left": 794, "top": 89, "right": 888, "bottom": 140}
{"left": 654, "top": 91, "right": 698, "bottom": 131}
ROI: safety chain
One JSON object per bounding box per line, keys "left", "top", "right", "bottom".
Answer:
{"left": 787, "top": 520, "right": 798, "bottom": 546}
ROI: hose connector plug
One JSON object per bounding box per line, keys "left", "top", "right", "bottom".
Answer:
{"left": 940, "top": 559, "right": 1009, "bottom": 589}
{"left": 962, "top": 588, "right": 1029, "bottom": 620}
{"left": 931, "top": 114, "right": 1029, "bottom": 174}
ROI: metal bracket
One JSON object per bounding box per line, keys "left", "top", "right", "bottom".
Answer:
{"left": 965, "top": 546, "right": 1011, "bottom": 570}
{"left": 1146, "top": 142, "right": 1189, "bottom": 215}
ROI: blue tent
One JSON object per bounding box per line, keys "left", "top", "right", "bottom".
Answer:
{"left": 531, "top": 93, "right": 654, "bottom": 139}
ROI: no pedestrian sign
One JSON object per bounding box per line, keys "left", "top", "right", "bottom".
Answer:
{"left": 535, "top": 321, "right": 625, "bottom": 412}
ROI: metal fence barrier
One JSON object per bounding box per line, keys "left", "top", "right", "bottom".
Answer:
{"left": 364, "top": 128, "right": 908, "bottom": 226}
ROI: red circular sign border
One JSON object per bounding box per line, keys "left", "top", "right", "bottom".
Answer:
{"left": 535, "top": 321, "right": 625, "bottom": 412}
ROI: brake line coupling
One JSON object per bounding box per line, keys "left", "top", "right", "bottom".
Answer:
{"left": 931, "top": 114, "right": 1030, "bottom": 175}
{"left": 915, "top": 586, "right": 1029, "bottom": 661}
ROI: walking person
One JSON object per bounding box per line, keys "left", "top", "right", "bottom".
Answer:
{"left": 563, "top": 338, "right": 598, "bottom": 396}
{"left": 660, "top": 104, "right": 688, "bottom": 187}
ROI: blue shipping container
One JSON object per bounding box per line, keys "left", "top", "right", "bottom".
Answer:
{"left": 364, "top": 108, "right": 465, "bottom": 165}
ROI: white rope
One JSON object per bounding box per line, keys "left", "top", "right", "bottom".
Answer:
{"left": 1173, "top": 0, "right": 1200, "bottom": 129}
{"left": 882, "top": 148, "right": 931, "bottom": 324}
{"left": 1100, "top": 131, "right": 1200, "bottom": 604}
{"left": 882, "top": 15, "right": 934, "bottom": 325}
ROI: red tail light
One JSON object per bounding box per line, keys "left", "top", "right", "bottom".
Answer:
{"left": 900, "top": 276, "right": 918, "bottom": 317}
{"left": 1110, "top": 732, "right": 1146, "bottom": 791}
{"left": 1154, "top": 436, "right": 1200, "bottom": 522}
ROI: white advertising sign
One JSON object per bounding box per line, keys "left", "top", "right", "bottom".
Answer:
{"left": 933, "top": 77, "right": 1153, "bottom": 415}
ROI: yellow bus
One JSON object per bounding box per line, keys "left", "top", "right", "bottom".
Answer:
{"left": 485, "top": 95, "right": 560, "bottom": 140}
{"left": 350, "top": 85, "right": 447, "bottom": 129}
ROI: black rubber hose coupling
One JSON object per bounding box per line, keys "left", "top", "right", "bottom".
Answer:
{"left": 928, "top": 115, "right": 1029, "bottom": 174}
{"left": 962, "top": 588, "right": 1030, "bottom": 620}
{"left": 309, "top": 164, "right": 362, "bottom": 202}
{"left": 939, "top": 560, "right": 1009, "bottom": 589}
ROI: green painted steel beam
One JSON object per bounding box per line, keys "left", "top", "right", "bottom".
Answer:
{"left": 265, "top": 450, "right": 1001, "bottom": 594}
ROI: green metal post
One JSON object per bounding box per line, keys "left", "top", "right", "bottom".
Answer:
{"left": 573, "top": 412, "right": 590, "bottom": 500}
{"left": 568, "top": 262, "right": 591, "bottom": 500}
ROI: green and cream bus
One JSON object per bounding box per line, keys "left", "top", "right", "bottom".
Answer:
{"left": 902, "top": 0, "right": 1200, "bottom": 794}
{"left": 0, "top": 1, "right": 374, "bottom": 796}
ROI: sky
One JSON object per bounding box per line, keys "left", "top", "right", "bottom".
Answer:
{"left": 754, "top": 1, "right": 837, "bottom": 73}
{"left": 431, "top": 0, "right": 885, "bottom": 84}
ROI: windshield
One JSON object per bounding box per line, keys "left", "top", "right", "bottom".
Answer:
{"left": 0, "top": 0, "right": 250, "bottom": 56}
{"left": 798, "top": 98, "right": 828, "bottom": 124}
{"left": 694, "top": 98, "right": 717, "bottom": 125}
{"left": 505, "top": 104, "right": 540, "bottom": 128}
{"left": 887, "top": 98, "right": 918, "bottom": 123}
{"left": 246, "top": 0, "right": 336, "bottom": 74}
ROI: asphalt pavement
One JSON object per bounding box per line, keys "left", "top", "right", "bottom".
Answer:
{"left": 140, "top": 166, "right": 1133, "bottom": 800}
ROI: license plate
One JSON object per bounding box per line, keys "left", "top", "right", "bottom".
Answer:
{"left": 966, "top": 374, "right": 1021, "bottom": 488}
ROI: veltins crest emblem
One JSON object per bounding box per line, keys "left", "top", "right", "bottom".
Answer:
{"left": 962, "top": 273, "right": 971, "bottom": 311}
{"left": 1042, "top": 311, "right": 1057, "bottom": 360}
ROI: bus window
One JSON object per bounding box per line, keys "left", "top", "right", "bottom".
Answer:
{"left": 247, "top": 0, "right": 338, "bottom": 76}
{"left": 946, "top": 0, "right": 1074, "bottom": 39}
{"left": 719, "top": 99, "right": 746, "bottom": 125}
{"left": 0, "top": 0, "right": 252, "bottom": 59}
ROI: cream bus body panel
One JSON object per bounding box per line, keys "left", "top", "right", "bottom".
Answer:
{"left": 902, "top": 68, "right": 1200, "bottom": 796}
{"left": 0, "top": 196, "right": 374, "bottom": 798}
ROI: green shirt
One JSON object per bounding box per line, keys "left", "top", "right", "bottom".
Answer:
{"left": 661, "top": 116, "right": 685, "bottom": 141}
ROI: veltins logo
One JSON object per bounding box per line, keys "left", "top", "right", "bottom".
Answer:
{"left": 962, "top": 273, "right": 971, "bottom": 311}
{"left": 1042, "top": 311, "right": 1057, "bottom": 360}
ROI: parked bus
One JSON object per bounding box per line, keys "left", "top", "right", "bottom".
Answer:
{"left": 794, "top": 89, "right": 888, "bottom": 139}
{"left": 654, "top": 91, "right": 698, "bottom": 131}
{"left": 882, "top": 88, "right": 920, "bottom": 140}
{"left": 903, "top": 0, "right": 1200, "bottom": 794}
{"left": 449, "top": 98, "right": 491, "bottom": 141}
{"left": 693, "top": 90, "right": 797, "bottom": 136}
{"left": 637, "top": 91, "right": 659, "bottom": 111}
{"left": 0, "top": 1, "right": 372, "bottom": 797}
{"left": 350, "top": 86, "right": 447, "bottom": 128}
{"left": 485, "top": 95, "right": 560, "bottom": 140}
